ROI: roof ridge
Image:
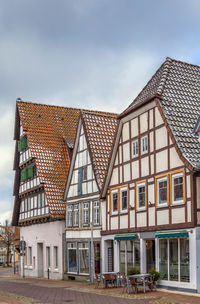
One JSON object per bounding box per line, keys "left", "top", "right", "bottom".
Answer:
{"left": 157, "top": 57, "right": 173, "bottom": 95}
{"left": 168, "top": 57, "right": 200, "bottom": 69}
{"left": 81, "top": 109, "right": 118, "bottom": 117}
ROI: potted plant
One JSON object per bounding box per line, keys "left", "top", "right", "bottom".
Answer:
{"left": 148, "top": 268, "right": 160, "bottom": 289}
{"left": 127, "top": 267, "right": 140, "bottom": 275}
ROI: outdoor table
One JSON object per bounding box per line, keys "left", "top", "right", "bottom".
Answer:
{"left": 128, "top": 273, "right": 153, "bottom": 293}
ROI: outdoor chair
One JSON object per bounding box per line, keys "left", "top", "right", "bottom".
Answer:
{"left": 103, "top": 273, "right": 117, "bottom": 288}
{"left": 128, "top": 277, "right": 143, "bottom": 294}
{"left": 121, "top": 274, "right": 130, "bottom": 293}
{"left": 144, "top": 276, "right": 153, "bottom": 291}
{"left": 94, "top": 273, "right": 102, "bottom": 288}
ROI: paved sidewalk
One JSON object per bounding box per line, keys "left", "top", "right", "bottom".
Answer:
{"left": 0, "top": 267, "right": 200, "bottom": 304}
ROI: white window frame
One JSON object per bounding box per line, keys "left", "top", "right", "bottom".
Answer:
{"left": 73, "top": 204, "right": 79, "bottom": 227}
{"left": 93, "top": 201, "right": 100, "bottom": 226}
{"left": 46, "top": 246, "right": 51, "bottom": 268}
{"left": 120, "top": 187, "right": 128, "bottom": 213}
{"left": 111, "top": 190, "right": 118, "bottom": 215}
{"left": 157, "top": 176, "right": 168, "bottom": 207}
{"left": 137, "top": 182, "right": 146, "bottom": 211}
{"left": 54, "top": 246, "right": 58, "bottom": 269}
{"left": 67, "top": 205, "right": 73, "bottom": 227}
{"left": 172, "top": 172, "right": 184, "bottom": 205}
{"left": 132, "top": 140, "right": 139, "bottom": 158}
{"left": 141, "top": 136, "right": 148, "bottom": 154}
{"left": 82, "top": 202, "right": 89, "bottom": 226}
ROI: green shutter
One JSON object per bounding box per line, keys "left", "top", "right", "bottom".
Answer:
{"left": 21, "top": 169, "right": 27, "bottom": 182}
{"left": 18, "top": 135, "right": 28, "bottom": 152}
{"left": 18, "top": 140, "right": 22, "bottom": 152}
{"left": 27, "top": 166, "right": 34, "bottom": 179}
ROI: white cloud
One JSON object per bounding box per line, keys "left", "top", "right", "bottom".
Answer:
{"left": 0, "top": 209, "right": 12, "bottom": 225}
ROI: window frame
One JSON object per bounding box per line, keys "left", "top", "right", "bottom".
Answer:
{"left": 132, "top": 139, "right": 139, "bottom": 158}
{"left": 120, "top": 187, "right": 128, "bottom": 213}
{"left": 155, "top": 175, "right": 169, "bottom": 207}
{"left": 136, "top": 181, "right": 146, "bottom": 211}
{"left": 141, "top": 136, "right": 148, "bottom": 155}
{"left": 82, "top": 202, "right": 90, "bottom": 226}
{"left": 93, "top": 200, "right": 100, "bottom": 226}
{"left": 73, "top": 204, "right": 79, "bottom": 227}
{"left": 111, "top": 189, "right": 118, "bottom": 215}
{"left": 171, "top": 171, "right": 184, "bottom": 205}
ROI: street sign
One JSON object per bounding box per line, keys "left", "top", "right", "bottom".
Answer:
{"left": 20, "top": 240, "right": 26, "bottom": 251}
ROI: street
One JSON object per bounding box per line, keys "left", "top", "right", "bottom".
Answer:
{"left": 0, "top": 267, "right": 200, "bottom": 304}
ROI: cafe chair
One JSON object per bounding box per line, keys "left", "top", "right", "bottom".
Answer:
{"left": 129, "top": 277, "right": 143, "bottom": 294}
{"left": 95, "top": 273, "right": 101, "bottom": 288}
{"left": 103, "top": 273, "right": 116, "bottom": 288}
{"left": 144, "top": 275, "right": 154, "bottom": 291}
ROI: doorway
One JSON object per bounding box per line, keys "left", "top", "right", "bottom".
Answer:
{"left": 37, "top": 243, "right": 44, "bottom": 277}
{"left": 146, "top": 239, "right": 155, "bottom": 272}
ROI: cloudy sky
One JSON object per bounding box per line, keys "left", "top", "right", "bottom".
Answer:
{"left": 1, "top": 0, "right": 200, "bottom": 224}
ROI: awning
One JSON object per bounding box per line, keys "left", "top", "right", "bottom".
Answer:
{"left": 155, "top": 230, "right": 189, "bottom": 239}
{"left": 114, "top": 233, "right": 137, "bottom": 241}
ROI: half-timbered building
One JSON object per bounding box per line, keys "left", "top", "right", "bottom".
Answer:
{"left": 12, "top": 100, "right": 81, "bottom": 279}
{"left": 64, "top": 110, "right": 117, "bottom": 280}
{"left": 101, "top": 58, "right": 200, "bottom": 292}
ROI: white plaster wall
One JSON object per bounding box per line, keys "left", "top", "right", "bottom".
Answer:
{"left": 157, "top": 210, "right": 169, "bottom": 225}
{"left": 131, "top": 118, "right": 138, "bottom": 137}
{"left": 110, "top": 216, "right": 118, "bottom": 230}
{"left": 148, "top": 184, "right": 155, "bottom": 205}
{"left": 101, "top": 200, "right": 106, "bottom": 230}
{"left": 110, "top": 168, "right": 118, "bottom": 186}
{"left": 149, "top": 109, "right": 154, "bottom": 129}
{"left": 123, "top": 142, "right": 130, "bottom": 162}
{"left": 136, "top": 212, "right": 147, "bottom": 227}
{"left": 141, "top": 156, "right": 149, "bottom": 177}
{"left": 129, "top": 189, "right": 135, "bottom": 207}
{"left": 120, "top": 214, "right": 128, "bottom": 229}
{"left": 187, "top": 175, "right": 191, "bottom": 199}
{"left": 155, "top": 107, "right": 163, "bottom": 126}
{"left": 187, "top": 201, "right": 191, "bottom": 222}
{"left": 155, "top": 127, "right": 168, "bottom": 150}
{"left": 148, "top": 207, "right": 155, "bottom": 226}
{"left": 122, "top": 122, "right": 130, "bottom": 142}
{"left": 120, "top": 166, "right": 123, "bottom": 184}
{"left": 132, "top": 160, "right": 139, "bottom": 179}
{"left": 119, "top": 145, "right": 122, "bottom": 164}
{"left": 140, "top": 112, "right": 148, "bottom": 134}
{"left": 20, "top": 221, "right": 65, "bottom": 280}
{"left": 114, "top": 152, "right": 118, "bottom": 166}
{"left": 129, "top": 210, "right": 135, "bottom": 227}
{"left": 196, "top": 177, "right": 200, "bottom": 209}
{"left": 170, "top": 147, "right": 184, "bottom": 169}
{"left": 149, "top": 131, "right": 154, "bottom": 152}
{"left": 151, "top": 155, "right": 154, "bottom": 174}
{"left": 156, "top": 150, "right": 168, "bottom": 173}
{"left": 66, "top": 228, "right": 101, "bottom": 239}
{"left": 123, "top": 163, "right": 130, "bottom": 182}
{"left": 171, "top": 207, "right": 185, "bottom": 224}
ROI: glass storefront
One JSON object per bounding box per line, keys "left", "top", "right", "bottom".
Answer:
{"left": 159, "top": 238, "right": 189, "bottom": 282}
{"left": 119, "top": 239, "right": 140, "bottom": 274}
{"left": 79, "top": 243, "right": 89, "bottom": 274}
{"left": 68, "top": 243, "right": 77, "bottom": 273}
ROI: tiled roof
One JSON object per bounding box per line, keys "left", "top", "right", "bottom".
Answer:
{"left": 17, "top": 101, "right": 81, "bottom": 218}
{"left": 123, "top": 57, "right": 200, "bottom": 169}
{"left": 82, "top": 110, "right": 118, "bottom": 188}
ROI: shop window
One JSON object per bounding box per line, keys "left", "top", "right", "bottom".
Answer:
{"left": 137, "top": 182, "right": 146, "bottom": 210}
{"left": 132, "top": 140, "right": 138, "bottom": 158}
{"left": 111, "top": 190, "right": 118, "bottom": 214}
{"left": 156, "top": 176, "right": 168, "bottom": 206}
{"left": 93, "top": 201, "right": 100, "bottom": 225}
{"left": 180, "top": 239, "right": 189, "bottom": 282}
{"left": 141, "top": 136, "right": 148, "bottom": 154}
{"left": 68, "top": 243, "right": 77, "bottom": 273}
{"left": 79, "top": 243, "right": 89, "bottom": 274}
{"left": 119, "top": 239, "right": 140, "bottom": 275}
{"left": 169, "top": 239, "right": 178, "bottom": 281}
{"left": 172, "top": 172, "right": 183, "bottom": 204}
{"left": 82, "top": 202, "right": 89, "bottom": 226}
{"left": 120, "top": 188, "right": 127, "bottom": 212}
{"left": 159, "top": 239, "right": 168, "bottom": 280}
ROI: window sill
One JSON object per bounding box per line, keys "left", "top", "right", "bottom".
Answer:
{"left": 110, "top": 213, "right": 118, "bottom": 217}
{"left": 156, "top": 204, "right": 168, "bottom": 209}
{"left": 172, "top": 201, "right": 184, "bottom": 206}
{"left": 136, "top": 208, "right": 146, "bottom": 212}
{"left": 120, "top": 211, "right": 128, "bottom": 215}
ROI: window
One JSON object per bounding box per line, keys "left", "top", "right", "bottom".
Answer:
{"left": 141, "top": 136, "right": 148, "bottom": 154}
{"left": 111, "top": 190, "right": 118, "bottom": 214}
{"left": 54, "top": 246, "right": 58, "bottom": 268}
{"left": 93, "top": 201, "right": 100, "bottom": 225}
{"left": 156, "top": 176, "right": 168, "bottom": 206}
{"left": 46, "top": 247, "right": 50, "bottom": 268}
{"left": 79, "top": 243, "right": 89, "bottom": 274}
{"left": 132, "top": 140, "right": 138, "bottom": 157}
{"left": 78, "top": 168, "right": 83, "bottom": 195}
{"left": 120, "top": 188, "right": 127, "bottom": 212}
{"left": 82, "top": 202, "right": 89, "bottom": 226}
{"left": 119, "top": 240, "right": 140, "bottom": 275}
{"left": 28, "top": 247, "right": 32, "bottom": 265}
{"left": 68, "top": 243, "right": 77, "bottom": 273}
{"left": 73, "top": 204, "right": 79, "bottom": 226}
{"left": 67, "top": 205, "right": 73, "bottom": 227}
{"left": 172, "top": 172, "right": 183, "bottom": 204}
{"left": 137, "top": 182, "right": 146, "bottom": 210}
{"left": 83, "top": 166, "right": 87, "bottom": 181}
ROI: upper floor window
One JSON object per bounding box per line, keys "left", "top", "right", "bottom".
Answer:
{"left": 137, "top": 182, "right": 146, "bottom": 210}
{"left": 111, "top": 190, "right": 118, "bottom": 214}
{"left": 83, "top": 166, "right": 87, "bottom": 181}
{"left": 82, "top": 202, "right": 89, "bottom": 226}
{"left": 93, "top": 201, "right": 100, "bottom": 225}
{"left": 172, "top": 172, "right": 183, "bottom": 204}
{"left": 120, "top": 188, "right": 128, "bottom": 212}
{"left": 132, "top": 140, "right": 139, "bottom": 158}
{"left": 78, "top": 168, "right": 83, "bottom": 195}
{"left": 141, "top": 136, "right": 148, "bottom": 154}
{"left": 67, "top": 205, "right": 73, "bottom": 227}
{"left": 157, "top": 176, "right": 168, "bottom": 206}
{"left": 73, "top": 204, "right": 79, "bottom": 226}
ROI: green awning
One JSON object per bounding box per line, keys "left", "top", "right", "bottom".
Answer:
{"left": 114, "top": 233, "right": 137, "bottom": 241}
{"left": 155, "top": 230, "right": 189, "bottom": 239}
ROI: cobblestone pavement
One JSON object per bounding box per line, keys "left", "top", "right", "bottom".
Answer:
{"left": 0, "top": 267, "right": 200, "bottom": 304}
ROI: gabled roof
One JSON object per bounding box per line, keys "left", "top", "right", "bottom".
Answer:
{"left": 64, "top": 110, "right": 118, "bottom": 199}
{"left": 121, "top": 57, "right": 200, "bottom": 170}
{"left": 81, "top": 110, "right": 118, "bottom": 188}
{"left": 14, "top": 101, "right": 81, "bottom": 221}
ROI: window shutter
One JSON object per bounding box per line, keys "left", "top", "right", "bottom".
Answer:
{"left": 78, "top": 168, "right": 83, "bottom": 195}
{"left": 21, "top": 168, "right": 27, "bottom": 182}
{"left": 18, "top": 140, "right": 22, "bottom": 152}
{"left": 27, "top": 166, "right": 34, "bottom": 179}
{"left": 21, "top": 135, "right": 28, "bottom": 150}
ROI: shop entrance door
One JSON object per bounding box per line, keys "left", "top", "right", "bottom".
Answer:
{"left": 146, "top": 239, "right": 155, "bottom": 272}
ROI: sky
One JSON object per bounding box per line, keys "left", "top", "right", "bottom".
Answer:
{"left": 1, "top": 0, "right": 200, "bottom": 224}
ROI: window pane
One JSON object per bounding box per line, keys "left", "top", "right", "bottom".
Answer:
{"left": 83, "top": 203, "right": 89, "bottom": 225}
{"left": 169, "top": 239, "right": 178, "bottom": 281}
{"left": 121, "top": 190, "right": 127, "bottom": 211}
{"left": 79, "top": 248, "right": 89, "bottom": 274}
{"left": 119, "top": 241, "right": 126, "bottom": 274}
{"left": 68, "top": 249, "right": 77, "bottom": 272}
{"left": 159, "top": 239, "right": 168, "bottom": 280}
{"left": 127, "top": 241, "right": 133, "bottom": 273}
{"left": 112, "top": 192, "right": 118, "bottom": 212}
{"left": 134, "top": 240, "right": 140, "bottom": 270}
{"left": 158, "top": 180, "right": 167, "bottom": 205}
{"left": 174, "top": 176, "right": 183, "bottom": 201}
{"left": 180, "top": 238, "right": 189, "bottom": 282}
{"left": 138, "top": 186, "right": 145, "bottom": 208}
